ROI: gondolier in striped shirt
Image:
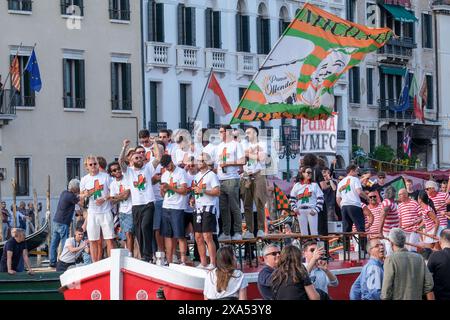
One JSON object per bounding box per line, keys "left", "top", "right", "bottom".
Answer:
{"left": 379, "top": 186, "right": 399, "bottom": 256}
{"left": 397, "top": 188, "right": 422, "bottom": 251}
{"left": 425, "top": 181, "right": 450, "bottom": 235}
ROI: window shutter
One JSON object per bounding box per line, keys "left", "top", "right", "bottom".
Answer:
{"left": 263, "top": 18, "right": 270, "bottom": 54}
{"left": 236, "top": 13, "right": 242, "bottom": 52}
{"left": 190, "top": 7, "right": 196, "bottom": 46}
{"left": 125, "top": 63, "right": 132, "bottom": 110}
{"left": 256, "top": 16, "right": 262, "bottom": 54}
{"left": 78, "top": 60, "right": 85, "bottom": 108}
{"left": 109, "top": 0, "right": 114, "bottom": 19}
{"left": 111, "top": 62, "right": 117, "bottom": 109}
{"left": 148, "top": 0, "right": 155, "bottom": 41}
{"left": 213, "top": 11, "right": 221, "bottom": 48}
{"left": 121, "top": 0, "right": 130, "bottom": 20}
{"left": 63, "top": 59, "right": 69, "bottom": 108}
{"left": 177, "top": 4, "right": 184, "bottom": 45}
{"left": 242, "top": 15, "right": 250, "bottom": 52}
{"left": 156, "top": 3, "right": 164, "bottom": 42}
{"left": 205, "top": 8, "right": 212, "bottom": 48}
{"left": 150, "top": 82, "right": 158, "bottom": 123}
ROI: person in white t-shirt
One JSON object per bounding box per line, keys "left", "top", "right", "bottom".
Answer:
{"left": 159, "top": 129, "right": 177, "bottom": 159}
{"left": 201, "top": 128, "right": 218, "bottom": 169}
{"left": 160, "top": 154, "right": 189, "bottom": 264}
{"left": 80, "top": 155, "right": 115, "bottom": 262}
{"left": 108, "top": 161, "right": 134, "bottom": 255}
{"left": 216, "top": 125, "right": 246, "bottom": 241}
{"left": 138, "top": 129, "right": 154, "bottom": 162}
{"left": 191, "top": 153, "right": 220, "bottom": 269}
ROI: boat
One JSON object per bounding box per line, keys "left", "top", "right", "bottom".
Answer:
{"left": 0, "top": 212, "right": 50, "bottom": 257}
{"left": 0, "top": 271, "right": 64, "bottom": 300}
{"left": 60, "top": 248, "right": 363, "bottom": 300}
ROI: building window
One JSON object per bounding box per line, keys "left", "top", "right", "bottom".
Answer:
{"left": 279, "top": 7, "right": 290, "bottom": 36}
{"left": 348, "top": 0, "right": 357, "bottom": 22}
{"left": 351, "top": 129, "right": 359, "bottom": 147}
{"left": 15, "top": 158, "right": 29, "bottom": 197}
{"left": 10, "top": 55, "right": 35, "bottom": 107}
{"left": 257, "top": 4, "right": 271, "bottom": 54}
{"left": 63, "top": 59, "right": 85, "bottom": 109}
{"left": 205, "top": 8, "right": 221, "bottom": 48}
{"left": 66, "top": 158, "right": 80, "bottom": 186}
{"left": 236, "top": 1, "right": 250, "bottom": 52}
{"left": 60, "top": 0, "right": 84, "bottom": 16}
{"left": 148, "top": 0, "right": 164, "bottom": 42}
{"left": 422, "top": 13, "right": 432, "bottom": 49}
{"left": 426, "top": 75, "right": 433, "bottom": 109}
{"left": 366, "top": 68, "right": 374, "bottom": 105}
{"left": 109, "top": 0, "right": 130, "bottom": 21}
{"left": 177, "top": 4, "right": 196, "bottom": 46}
{"left": 149, "top": 81, "right": 159, "bottom": 131}
{"left": 349, "top": 67, "right": 360, "bottom": 103}
{"left": 380, "top": 130, "right": 388, "bottom": 145}
{"left": 369, "top": 130, "right": 376, "bottom": 154}
{"left": 179, "top": 83, "right": 191, "bottom": 128}
{"left": 208, "top": 107, "right": 216, "bottom": 125}
{"left": 111, "top": 62, "right": 132, "bottom": 111}
{"left": 8, "top": 0, "right": 32, "bottom": 11}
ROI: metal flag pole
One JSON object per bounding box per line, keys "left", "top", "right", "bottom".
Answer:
{"left": 193, "top": 68, "right": 213, "bottom": 122}
{"left": 11, "top": 179, "right": 17, "bottom": 228}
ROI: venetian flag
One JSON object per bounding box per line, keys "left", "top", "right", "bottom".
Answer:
{"left": 203, "top": 72, "right": 232, "bottom": 116}
{"left": 230, "top": 3, "right": 393, "bottom": 124}
{"left": 10, "top": 55, "right": 21, "bottom": 92}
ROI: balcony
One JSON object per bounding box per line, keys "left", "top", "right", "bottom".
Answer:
{"left": 378, "top": 37, "right": 416, "bottom": 60}
{"left": 378, "top": 99, "right": 415, "bottom": 122}
{"left": 237, "top": 52, "right": 257, "bottom": 76}
{"left": 205, "top": 48, "right": 227, "bottom": 72}
{"left": 146, "top": 42, "right": 171, "bottom": 69}
{"left": 0, "top": 90, "right": 17, "bottom": 124}
{"left": 176, "top": 46, "right": 201, "bottom": 72}
{"left": 257, "top": 54, "right": 267, "bottom": 68}
{"left": 337, "top": 130, "right": 346, "bottom": 140}
{"left": 149, "top": 121, "right": 167, "bottom": 133}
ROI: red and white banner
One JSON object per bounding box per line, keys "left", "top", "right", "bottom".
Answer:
{"left": 300, "top": 114, "right": 338, "bottom": 154}
{"left": 203, "top": 72, "right": 232, "bottom": 116}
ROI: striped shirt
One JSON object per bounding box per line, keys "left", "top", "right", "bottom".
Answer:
{"left": 362, "top": 203, "right": 383, "bottom": 237}
{"left": 429, "top": 192, "right": 450, "bottom": 226}
{"left": 421, "top": 206, "right": 437, "bottom": 233}
{"left": 398, "top": 200, "right": 421, "bottom": 232}
{"left": 289, "top": 182, "right": 324, "bottom": 215}
{"left": 381, "top": 199, "right": 399, "bottom": 233}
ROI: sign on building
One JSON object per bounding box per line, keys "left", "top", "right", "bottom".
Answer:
{"left": 300, "top": 115, "right": 338, "bottom": 155}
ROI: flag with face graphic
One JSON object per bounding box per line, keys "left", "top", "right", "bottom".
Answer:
{"left": 230, "top": 3, "right": 393, "bottom": 123}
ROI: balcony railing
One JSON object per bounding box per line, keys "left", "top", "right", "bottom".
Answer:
{"left": 111, "top": 99, "right": 132, "bottom": 111}
{"left": 207, "top": 123, "right": 221, "bottom": 129}
{"left": 337, "top": 130, "right": 346, "bottom": 140}
{"left": 109, "top": 9, "right": 130, "bottom": 21}
{"left": 8, "top": 0, "right": 32, "bottom": 11}
{"left": 378, "top": 37, "right": 416, "bottom": 59}
{"left": 176, "top": 46, "right": 201, "bottom": 70}
{"left": 149, "top": 121, "right": 167, "bottom": 133}
{"left": 0, "top": 90, "right": 17, "bottom": 120}
{"left": 205, "top": 48, "right": 227, "bottom": 71}
{"left": 257, "top": 54, "right": 267, "bottom": 68}
{"left": 237, "top": 52, "right": 257, "bottom": 76}
{"left": 378, "top": 99, "right": 415, "bottom": 121}
{"left": 146, "top": 42, "right": 171, "bottom": 68}
{"left": 63, "top": 97, "right": 85, "bottom": 109}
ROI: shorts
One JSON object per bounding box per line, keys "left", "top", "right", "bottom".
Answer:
{"left": 193, "top": 206, "right": 217, "bottom": 234}
{"left": 119, "top": 211, "right": 134, "bottom": 234}
{"left": 424, "top": 226, "right": 445, "bottom": 244}
{"left": 87, "top": 212, "right": 115, "bottom": 241}
{"left": 161, "top": 208, "right": 185, "bottom": 239}
{"left": 153, "top": 200, "right": 163, "bottom": 230}
{"left": 184, "top": 211, "right": 193, "bottom": 229}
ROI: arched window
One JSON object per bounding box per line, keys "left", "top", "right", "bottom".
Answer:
{"left": 279, "top": 6, "right": 290, "bottom": 36}
{"left": 256, "top": 3, "right": 271, "bottom": 54}
{"left": 236, "top": 0, "right": 250, "bottom": 52}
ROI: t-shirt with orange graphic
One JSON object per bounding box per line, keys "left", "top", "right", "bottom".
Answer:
{"left": 216, "top": 141, "right": 244, "bottom": 181}
{"left": 124, "top": 163, "right": 156, "bottom": 206}
{"left": 80, "top": 172, "right": 112, "bottom": 214}
{"left": 193, "top": 170, "right": 220, "bottom": 208}
{"left": 289, "top": 182, "right": 324, "bottom": 214}
{"left": 110, "top": 178, "right": 132, "bottom": 213}
{"left": 161, "top": 166, "right": 188, "bottom": 210}
{"left": 144, "top": 146, "right": 153, "bottom": 162}
{"left": 336, "top": 176, "right": 363, "bottom": 208}
{"left": 185, "top": 171, "right": 196, "bottom": 213}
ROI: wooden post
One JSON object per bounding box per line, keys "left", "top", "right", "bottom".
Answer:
{"left": 11, "top": 179, "right": 17, "bottom": 228}
{"left": 33, "top": 189, "right": 38, "bottom": 229}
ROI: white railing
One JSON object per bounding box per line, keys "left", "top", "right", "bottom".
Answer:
{"left": 257, "top": 54, "right": 267, "bottom": 68}
{"left": 146, "top": 42, "right": 171, "bottom": 67}
{"left": 176, "top": 46, "right": 201, "bottom": 70}
{"left": 237, "top": 52, "right": 257, "bottom": 75}
{"left": 205, "top": 48, "right": 227, "bottom": 71}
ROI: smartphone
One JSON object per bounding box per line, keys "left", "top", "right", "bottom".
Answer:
{"left": 317, "top": 241, "right": 328, "bottom": 260}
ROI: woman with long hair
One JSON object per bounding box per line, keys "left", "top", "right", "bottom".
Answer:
{"left": 417, "top": 191, "right": 440, "bottom": 249}
{"left": 271, "top": 245, "right": 320, "bottom": 300}
{"left": 203, "top": 246, "right": 247, "bottom": 300}
{"left": 290, "top": 166, "right": 324, "bottom": 235}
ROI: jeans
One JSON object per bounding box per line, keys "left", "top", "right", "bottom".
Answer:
{"left": 219, "top": 178, "right": 242, "bottom": 235}
{"left": 2, "top": 223, "right": 9, "bottom": 240}
{"left": 49, "top": 222, "right": 70, "bottom": 265}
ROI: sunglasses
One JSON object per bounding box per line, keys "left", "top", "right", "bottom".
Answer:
{"left": 265, "top": 251, "right": 280, "bottom": 257}
{"left": 111, "top": 168, "right": 121, "bottom": 173}
{"left": 305, "top": 171, "right": 313, "bottom": 174}
{"left": 88, "top": 163, "right": 98, "bottom": 167}
{"left": 369, "top": 196, "right": 377, "bottom": 199}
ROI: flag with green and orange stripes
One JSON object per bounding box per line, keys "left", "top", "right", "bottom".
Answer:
{"left": 230, "top": 3, "right": 393, "bottom": 124}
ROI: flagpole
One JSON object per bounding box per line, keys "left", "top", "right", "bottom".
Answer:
{"left": 193, "top": 68, "right": 213, "bottom": 122}
{"left": 0, "top": 42, "right": 23, "bottom": 98}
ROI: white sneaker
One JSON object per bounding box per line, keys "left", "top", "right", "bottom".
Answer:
{"left": 218, "top": 233, "right": 231, "bottom": 241}
{"left": 256, "top": 230, "right": 266, "bottom": 238}
{"left": 206, "top": 264, "right": 215, "bottom": 270}
{"left": 231, "top": 233, "right": 243, "bottom": 241}
{"left": 196, "top": 264, "right": 207, "bottom": 269}
{"left": 243, "top": 231, "right": 255, "bottom": 239}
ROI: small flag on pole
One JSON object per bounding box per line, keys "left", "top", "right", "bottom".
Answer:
{"left": 10, "top": 56, "right": 21, "bottom": 92}
{"left": 203, "top": 72, "right": 232, "bottom": 116}
{"left": 274, "top": 183, "right": 290, "bottom": 211}
{"left": 402, "top": 130, "right": 412, "bottom": 158}
{"left": 25, "top": 49, "right": 42, "bottom": 92}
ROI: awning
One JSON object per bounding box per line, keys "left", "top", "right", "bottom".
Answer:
{"left": 379, "top": 65, "right": 406, "bottom": 76}
{"left": 381, "top": 4, "right": 418, "bottom": 23}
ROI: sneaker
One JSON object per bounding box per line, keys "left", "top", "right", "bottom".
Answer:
{"left": 231, "top": 233, "right": 242, "bottom": 241}
{"left": 196, "top": 264, "right": 207, "bottom": 269}
{"left": 49, "top": 263, "right": 56, "bottom": 268}
{"left": 242, "top": 231, "right": 255, "bottom": 239}
{"left": 206, "top": 264, "right": 215, "bottom": 270}
{"left": 256, "top": 230, "right": 266, "bottom": 238}
{"left": 218, "top": 233, "right": 231, "bottom": 241}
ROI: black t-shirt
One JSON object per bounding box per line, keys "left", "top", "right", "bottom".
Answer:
{"left": 257, "top": 265, "right": 275, "bottom": 300}
{"left": 428, "top": 248, "right": 450, "bottom": 300}
{"left": 0, "top": 238, "right": 27, "bottom": 272}
{"left": 272, "top": 274, "right": 313, "bottom": 300}
{"left": 53, "top": 190, "right": 79, "bottom": 226}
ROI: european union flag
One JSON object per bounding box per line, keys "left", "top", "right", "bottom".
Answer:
{"left": 25, "top": 49, "right": 42, "bottom": 92}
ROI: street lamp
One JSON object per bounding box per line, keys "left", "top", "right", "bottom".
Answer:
{"left": 274, "top": 125, "right": 300, "bottom": 181}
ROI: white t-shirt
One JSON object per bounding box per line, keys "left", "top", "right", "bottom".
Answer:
{"left": 110, "top": 178, "right": 132, "bottom": 213}
{"left": 216, "top": 141, "right": 244, "bottom": 180}
{"left": 124, "top": 163, "right": 156, "bottom": 206}
{"left": 161, "top": 166, "right": 188, "bottom": 210}
{"left": 144, "top": 146, "right": 153, "bottom": 161}
{"left": 166, "top": 142, "right": 178, "bottom": 159}
{"left": 185, "top": 171, "right": 196, "bottom": 213}
{"left": 80, "top": 172, "right": 112, "bottom": 214}
{"left": 243, "top": 141, "right": 267, "bottom": 174}
{"left": 203, "top": 269, "right": 248, "bottom": 299}
{"left": 202, "top": 143, "right": 217, "bottom": 168}
{"left": 59, "top": 237, "right": 86, "bottom": 264}
{"left": 336, "top": 175, "right": 363, "bottom": 208}
{"left": 152, "top": 164, "right": 164, "bottom": 202}
{"left": 194, "top": 170, "right": 220, "bottom": 208}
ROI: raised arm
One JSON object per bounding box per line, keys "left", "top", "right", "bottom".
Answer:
{"left": 119, "top": 139, "right": 131, "bottom": 172}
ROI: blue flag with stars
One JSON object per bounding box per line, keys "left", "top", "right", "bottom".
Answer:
{"left": 25, "top": 49, "right": 42, "bottom": 92}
